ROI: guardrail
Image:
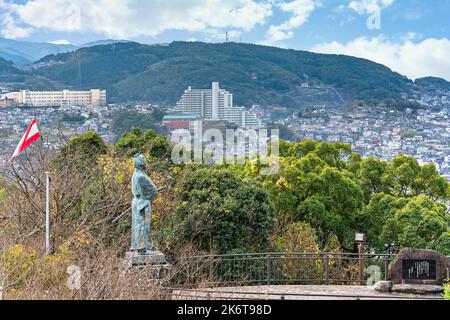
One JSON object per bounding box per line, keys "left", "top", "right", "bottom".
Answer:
{"left": 166, "top": 252, "right": 397, "bottom": 288}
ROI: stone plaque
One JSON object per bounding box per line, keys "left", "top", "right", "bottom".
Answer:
{"left": 389, "top": 248, "right": 450, "bottom": 285}
{"left": 402, "top": 260, "right": 436, "bottom": 280}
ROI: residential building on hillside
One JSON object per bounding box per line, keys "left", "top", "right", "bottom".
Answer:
{"left": 173, "top": 82, "right": 261, "bottom": 128}
{"left": 3, "top": 89, "right": 107, "bottom": 107}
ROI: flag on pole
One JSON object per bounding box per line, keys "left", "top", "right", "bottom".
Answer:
{"left": 10, "top": 118, "right": 42, "bottom": 162}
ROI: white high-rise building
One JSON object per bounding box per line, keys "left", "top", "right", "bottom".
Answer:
{"left": 174, "top": 82, "right": 261, "bottom": 128}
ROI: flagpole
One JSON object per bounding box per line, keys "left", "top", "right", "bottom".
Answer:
{"left": 33, "top": 106, "right": 49, "bottom": 254}
{"left": 9, "top": 117, "right": 47, "bottom": 253}
{"left": 45, "top": 171, "right": 50, "bottom": 256}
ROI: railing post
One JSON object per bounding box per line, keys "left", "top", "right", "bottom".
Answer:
{"left": 324, "top": 255, "right": 330, "bottom": 285}
{"left": 384, "top": 256, "right": 389, "bottom": 281}
{"left": 266, "top": 254, "right": 272, "bottom": 285}
{"left": 209, "top": 258, "right": 214, "bottom": 282}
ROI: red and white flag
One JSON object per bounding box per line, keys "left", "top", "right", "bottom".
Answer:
{"left": 10, "top": 118, "right": 42, "bottom": 162}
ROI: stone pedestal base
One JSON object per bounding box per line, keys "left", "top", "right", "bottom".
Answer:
{"left": 392, "top": 284, "right": 444, "bottom": 295}
{"left": 125, "top": 250, "right": 167, "bottom": 267}
{"left": 123, "top": 251, "right": 172, "bottom": 287}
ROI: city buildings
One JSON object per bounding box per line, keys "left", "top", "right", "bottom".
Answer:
{"left": 173, "top": 82, "right": 261, "bottom": 128}
{"left": 1, "top": 89, "right": 107, "bottom": 107}
{"left": 283, "top": 104, "right": 450, "bottom": 181}
{"left": 162, "top": 114, "right": 202, "bottom": 133}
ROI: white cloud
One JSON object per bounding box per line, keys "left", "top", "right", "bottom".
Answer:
{"left": 348, "top": 0, "right": 395, "bottom": 14}
{"left": 311, "top": 36, "right": 450, "bottom": 81}
{"left": 0, "top": 0, "right": 272, "bottom": 39}
{"left": 264, "top": 0, "right": 319, "bottom": 44}
{"left": 48, "top": 39, "right": 72, "bottom": 45}
{"left": 0, "top": 12, "right": 33, "bottom": 39}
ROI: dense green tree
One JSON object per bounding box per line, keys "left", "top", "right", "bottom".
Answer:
{"left": 294, "top": 166, "right": 364, "bottom": 249}
{"left": 115, "top": 128, "right": 171, "bottom": 159}
{"left": 384, "top": 155, "right": 421, "bottom": 197}
{"left": 357, "top": 157, "right": 388, "bottom": 199}
{"left": 54, "top": 131, "right": 108, "bottom": 169}
{"left": 288, "top": 139, "right": 318, "bottom": 158}
{"left": 383, "top": 196, "right": 449, "bottom": 253}
{"left": 111, "top": 109, "right": 167, "bottom": 138}
{"left": 243, "top": 140, "right": 450, "bottom": 254}
{"left": 434, "top": 231, "right": 450, "bottom": 256}
{"left": 359, "top": 193, "right": 407, "bottom": 251}
{"left": 411, "top": 163, "right": 449, "bottom": 200}
{"left": 361, "top": 194, "right": 449, "bottom": 254}
{"left": 255, "top": 140, "right": 364, "bottom": 249}
{"left": 27, "top": 129, "right": 450, "bottom": 257}
{"left": 160, "top": 168, "right": 275, "bottom": 254}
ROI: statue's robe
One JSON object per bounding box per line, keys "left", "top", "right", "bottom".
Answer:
{"left": 131, "top": 169, "right": 158, "bottom": 252}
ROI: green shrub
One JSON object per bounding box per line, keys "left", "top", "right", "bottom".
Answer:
{"left": 444, "top": 282, "right": 450, "bottom": 300}
{"left": 0, "top": 244, "right": 74, "bottom": 298}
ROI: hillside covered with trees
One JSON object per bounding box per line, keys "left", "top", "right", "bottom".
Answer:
{"left": 0, "top": 129, "right": 449, "bottom": 298}
{"left": 18, "top": 41, "right": 415, "bottom": 107}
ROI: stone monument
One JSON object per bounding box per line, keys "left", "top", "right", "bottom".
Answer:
{"left": 125, "top": 154, "right": 167, "bottom": 267}
{"left": 387, "top": 248, "right": 450, "bottom": 294}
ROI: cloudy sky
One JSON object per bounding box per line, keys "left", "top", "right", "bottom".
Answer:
{"left": 0, "top": 0, "right": 449, "bottom": 80}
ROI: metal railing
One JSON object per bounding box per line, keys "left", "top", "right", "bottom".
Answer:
{"left": 166, "top": 252, "right": 397, "bottom": 288}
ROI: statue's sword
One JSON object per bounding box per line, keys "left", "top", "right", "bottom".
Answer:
{"left": 111, "top": 186, "right": 167, "bottom": 225}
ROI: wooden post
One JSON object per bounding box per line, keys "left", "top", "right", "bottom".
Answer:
{"left": 358, "top": 244, "right": 365, "bottom": 285}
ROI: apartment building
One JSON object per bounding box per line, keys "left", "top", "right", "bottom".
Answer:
{"left": 173, "top": 82, "right": 261, "bottom": 128}
{"left": 5, "top": 89, "right": 107, "bottom": 107}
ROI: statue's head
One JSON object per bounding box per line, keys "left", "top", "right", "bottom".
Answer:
{"left": 134, "top": 154, "right": 147, "bottom": 170}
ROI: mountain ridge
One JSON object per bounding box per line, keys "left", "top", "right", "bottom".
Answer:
{"left": 1, "top": 41, "right": 448, "bottom": 108}
{"left": 30, "top": 41, "right": 414, "bottom": 107}
{"left": 0, "top": 37, "right": 130, "bottom": 65}
{"left": 414, "top": 76, "right": 450, "bottom": 90}
{"left": 0, "top": 37, "right": 77, "bottom": 65}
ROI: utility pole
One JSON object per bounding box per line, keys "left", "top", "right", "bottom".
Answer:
{"left": 45, "top": 171, "right": 51, "bottom": 256}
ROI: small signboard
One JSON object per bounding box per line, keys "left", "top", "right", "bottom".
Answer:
{"left": 355, "top": 233, "right": 366, "bottom": 243}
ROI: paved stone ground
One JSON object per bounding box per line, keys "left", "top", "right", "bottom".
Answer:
{"left": 172, "top": 285, "right": 444, "bottom": 300}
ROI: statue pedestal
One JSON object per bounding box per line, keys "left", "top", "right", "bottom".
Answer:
{"left": 123, "top": 251, "right": 171, "bottom": 287}
{"left": 125, "top": 250, "right": 167, "bottom": 266}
